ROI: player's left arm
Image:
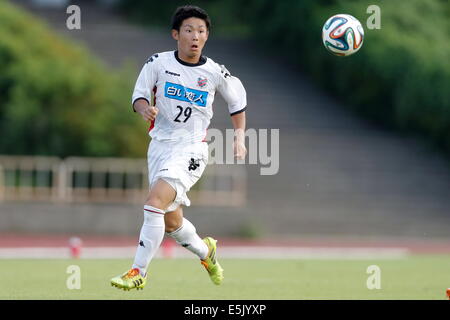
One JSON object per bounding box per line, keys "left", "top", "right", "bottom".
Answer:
{"left": 217, "top": 65, "right": 248, "bottom": 160}
{"left": 231, "top": 110, "right": 247, "bottom": 160}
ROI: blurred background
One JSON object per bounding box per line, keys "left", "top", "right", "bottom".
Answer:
{"left": 0, "top": 0, "right": 449, "bottom": 257}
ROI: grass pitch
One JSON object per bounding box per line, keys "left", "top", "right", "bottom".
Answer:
{"left": 1, "top": 255, "right": 449, "bottom": 300}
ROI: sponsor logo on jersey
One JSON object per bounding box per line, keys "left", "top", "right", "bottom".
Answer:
{"left": 165, "top": 70, "right": 180, "bottom": 77}
{"left": 197, "top": 77, "right": 207, "bottom": 88}
{"left": 164, "top": 82, "right": 208, "bottom": 107}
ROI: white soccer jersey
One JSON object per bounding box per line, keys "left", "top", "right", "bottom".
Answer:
{"left": 132, "top": 50, "right": 247, "bottom": 144}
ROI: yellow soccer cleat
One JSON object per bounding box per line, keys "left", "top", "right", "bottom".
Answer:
{"left": 200, "top": 237, "right": 224, "bottom": 285}
{"left": 111, "top": 268, "right": 147, "bottom": 291}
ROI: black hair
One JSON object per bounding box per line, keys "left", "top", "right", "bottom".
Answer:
{"left": 171, "top": 5, "right": 211, "bottom": 31}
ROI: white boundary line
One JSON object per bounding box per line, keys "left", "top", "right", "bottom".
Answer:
{"left": 0, "top": 246, "right": 410, "bottom": 259}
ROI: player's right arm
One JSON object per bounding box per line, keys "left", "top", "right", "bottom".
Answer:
{"left": 134, "top": 99, "right": 158, "bottom": 122}
{"left": 131, "top": 54, "right": 160, "bottom": 122}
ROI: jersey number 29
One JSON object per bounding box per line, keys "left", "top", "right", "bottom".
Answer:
{"left": 174, "top": 105, "right": 192, "bottom": 123}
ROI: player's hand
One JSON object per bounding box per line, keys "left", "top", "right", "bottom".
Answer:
{"left": 139, "top": 106, "right": 159, "bottom": 122}
{"left": 233, "top": 139, "right": 247, "bottom": 160}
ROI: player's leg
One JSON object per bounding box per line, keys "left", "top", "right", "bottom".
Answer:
{"left": 111, "top": 179, "right": 176, "bottom": 290}
{"left": 165, "top": 206, "right": 208, "bottom": 259}
{"left": 165, "top": 205, "right": 223, "bottom": 285}
{"left": 166, "top": 141, "right": 224, "bottom": 285}
{"left": 132, "top": 179, "right": 176, "bottom": 274}
{"left": 164, "top": 204, "right": 183, "bottom": 233}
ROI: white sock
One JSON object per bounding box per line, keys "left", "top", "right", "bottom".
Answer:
{"left": 167, "top": 218, "right": 208, "bottom": 260}
{"left": 132, "top": 205, "right": 165, "bottom": 276}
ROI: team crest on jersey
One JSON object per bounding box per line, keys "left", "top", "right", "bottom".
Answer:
{"left": 197, "top": 77, "right": 207, "bottom": 88}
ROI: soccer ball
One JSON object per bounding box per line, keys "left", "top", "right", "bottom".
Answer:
{"left": 322, "top": 14, "right": 364, "bottom": 56}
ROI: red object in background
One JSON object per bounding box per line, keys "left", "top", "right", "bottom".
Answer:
{"left": 446, "top": 288, "right": 450, "bottom": 300}
{"left": 161, "top": 239, "right": 175, "bottom": 259}
{"left": 69, "top": 237, "right": 82, "bottom": 259}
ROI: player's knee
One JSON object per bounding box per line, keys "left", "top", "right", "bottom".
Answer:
{"left": 146, "top": 183, "right": 176, "bottom": 211}
{"left": 146, "top": 195, "right": 166, "bottom": 211}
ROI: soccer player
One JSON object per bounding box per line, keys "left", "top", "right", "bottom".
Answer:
{"left": 111, "top": 5, "right": 247, "bottom": 290}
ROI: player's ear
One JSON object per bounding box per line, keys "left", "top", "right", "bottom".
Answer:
{"left": 171, "top": 29, "right": 179, "bottom": 41}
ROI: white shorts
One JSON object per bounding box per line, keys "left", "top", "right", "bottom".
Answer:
{"left": 147, "top": 139, "right": 208, "bottom": 212}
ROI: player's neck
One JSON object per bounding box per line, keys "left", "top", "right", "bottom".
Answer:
{"left": 176, "top": 50, "right": 201, "bottom": 65}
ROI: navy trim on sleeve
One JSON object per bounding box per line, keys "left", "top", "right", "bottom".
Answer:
{"left": 230, "top": 106, "right": 247, "bottom": 116}
{"left": 132, "top": 97, "right": 150, "bottom": 112}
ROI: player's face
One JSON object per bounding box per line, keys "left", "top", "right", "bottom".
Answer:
{"left": 172, "top": 17, "right": 209, "bottom": 63}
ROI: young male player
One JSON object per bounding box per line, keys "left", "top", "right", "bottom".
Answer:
{"left": 111, "top": 5, "right": 247, "bottom": 290}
